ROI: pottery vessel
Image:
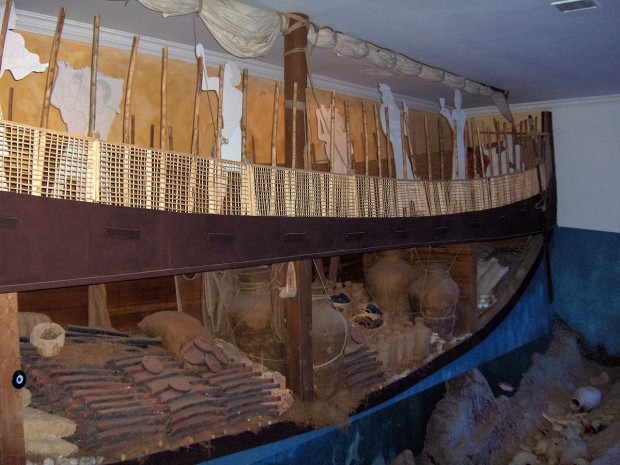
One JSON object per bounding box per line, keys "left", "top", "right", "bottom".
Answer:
{"left": 366, "top": 250, "right": 419, "bottom": 324}
{"left": 409, "top": 259, "right": 459, "bottom": 338}
{"left": 229, "top": 266, "right": 284, "bottom": 370}
{"left": 570, "top": 386, "right": 602, "bottom": 412}
{"left": 412, "top": 317, "right": 432, "bottom": 361}
{"left": 30, "top": 322, "right": 65, "bottom": 357}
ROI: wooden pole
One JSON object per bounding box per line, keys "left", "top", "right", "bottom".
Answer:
{"left": 284, "top": 259, "right": 314, "bottom": 401}
{"left": 362, "top": 101, "right": 369, "bottom": 176}
{"left": 0, "top": 293, "right": 26, "bottom": 465}
{"left": 344, "top": 100, "right": 353, "bottom": 173}
{"left": 160, "top": 46, "right": 168, "bottom": 150}
{"left": 241, "top": 69, "right": 248, "bottom": 163}
{"left": 373, "top": 104, "right": 382, "bottom": 177}
{"left": 88, "top": 15, "right": 100, "bottom": 137}
{"left": 400, "top": 108, "right": 408, "bottom": 180}
{"left": 305, "top": 88, "right": 312, "bottom": 171}
{"left": 437, "top": 117, "right": 445, "bottom": 180}
{"left": 0, "top": 0, "right": 12, "bottom": 74}
{"left": 404, "top": 106, "right": 416, "bottom": 179}
{"left": 7, "top": 86, "right": 13, "bottom": 121}
{"left": 122, "top": 36, "right": 139, "bottom": 144}
{"left": 215, "top": 63, "right": 224, "bottom": 159}
{"left": 283, "top": 13, "right": 308, "bottom": 169}
{"left": 271, "top": 81, "right": 280, "bottom": 166}
{"left": 384, "top": 107, "right": 393, "bottom": 178}
{"left": 329, "top": 91, "right": 335, "bottom": 172}
{"left": 191, "top": 56, "right": 203, "bottom": 156}
{"left": 283, "top": 14, "right": 312, "bottom": 402}
{"left": 40, "top": 8, "right": 65, "bottom": 128}
{"left": 424, "top": 115, "right": 432, "bottom": 180}
{"left": 291, "top": 82, "right": 298, "bottom": 170}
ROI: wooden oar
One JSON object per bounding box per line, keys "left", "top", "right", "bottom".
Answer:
{"left": 304, "top": 88, "right": 312, "bottom": 170}
{"left": 271, "top": 81, "right": 280, "bottom": 166}
{"left": 160, "top": 46, "right": 168, "bottom": 150}
{"left": 88, "top": 15, "right": 100, "bottom": 137}
{"left": 190, "top": 56, "right": 203, "bottom": 156}
{"left": 7, "top": 87, "right": 13, "bottom": 121}
{"left": 216, "top": 64, "right": 224, "bottom": 159}
{"left": 373, "top": 104, "right": 382, "bottom": 177}
{"left": 344, "top": 100, "right": 353, "bottom": 173}
{"left": 241, "top": 69, "right": 248, "bottom": 162}
{"left": 400, "top": 108, "right": 408, "bottom": 180}
{"left": 40, "top": 8, "right": 65, "bottom": 128}
{"left": 384, "top": 107, "right": 393, "bottom": 178}
{"left": 424, "top": 115, "right": 431, "bottom": 180}
{"left": 0, "top": 0, "right": 12, "bottom": 75}
{"left": 362, "top": 101, "right": 369, "bottom": 176}
{"left": 329, "top": 90, "right": 335, "bottom": 172}
{"left": 437, "top": 117, "right": 445, "bottom": 180}
{"left": 122, "top": 36, "right": 139, "bottom": 144}
{"left": 403, "top": 105, "right": 416, "bottom": 179}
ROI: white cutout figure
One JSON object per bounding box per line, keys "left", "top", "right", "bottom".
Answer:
{"left": 196, "top": 44, "right": 242, "bottom": 162}
{"left": 439, "top": 89, "right": 467, "bottom": 180}
{"left": 50, "top": 62, "right": 123, "bottom": 199}
{"left": 0, "top": 1, "right": 48, "bottom": 80}
{"left": 50, "top": 61, "right": 123, "bottom": 138}
{"left": 379, "top": 83, "right": 412, "bottom": 179}
{"left": 316, "top": 104, "right": 348, "bottom": 174}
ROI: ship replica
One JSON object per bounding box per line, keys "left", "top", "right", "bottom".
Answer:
{"left": 0, "top": 2, "right": 556, "bottom": 464}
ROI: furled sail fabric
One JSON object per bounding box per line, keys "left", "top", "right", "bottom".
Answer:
{"left": 138, "top": 0, "right": 512, "bottom": 120}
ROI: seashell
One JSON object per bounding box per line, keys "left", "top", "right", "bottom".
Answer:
{"left": 570, "top": 386, "right": 601, "bottom": 412}
{"left": 499, "top": 381, "right": 515, "bottom": 392}
{"left": 509, "top": 451, "right": 539, "bottom": 465}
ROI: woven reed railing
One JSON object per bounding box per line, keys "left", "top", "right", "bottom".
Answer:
{"left": 0, "top": 120, "right": 544, "bottom": 218}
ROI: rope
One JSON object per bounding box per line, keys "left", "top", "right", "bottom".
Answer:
{"left": 282, "top": 13, "right": 309, "bottom": 35}
{"left": 193, "top": 14, "right": 218, "bottom": 142}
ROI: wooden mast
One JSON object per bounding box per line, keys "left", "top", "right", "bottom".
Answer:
{"left": 282, "top": 13, "right": 313, "bottom": 402}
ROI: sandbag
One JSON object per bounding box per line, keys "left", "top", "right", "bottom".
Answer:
{"left": 138, "top": 311, "right": 212, "bottom": 358}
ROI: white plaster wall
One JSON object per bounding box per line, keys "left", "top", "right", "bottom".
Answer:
{"left": 471, "top": 95, "right": 620, "bottom": 234}
{"left": 551, "top": 97, "right": 620, "bottom": 233}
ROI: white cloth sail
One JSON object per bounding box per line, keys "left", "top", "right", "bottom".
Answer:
{"left": 137, "top": 0, "right": 513, "bottom": 119}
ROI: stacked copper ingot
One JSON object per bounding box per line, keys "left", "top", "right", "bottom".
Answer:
{"left": 340, "top": 325, "right": 384, "bottom": 390}
{"left": 20, "top": 334, "right": 284, "bottom": 459}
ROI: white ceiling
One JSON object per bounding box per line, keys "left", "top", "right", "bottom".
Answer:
{"left": 13, "top": 0, "right": 620, "bottom": 109}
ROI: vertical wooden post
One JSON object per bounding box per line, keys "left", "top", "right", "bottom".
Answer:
{"left": 284, "top": 260, "right": 314, "bottom": 401}
{"left": 283, "top": 13, "right": 308, "bottom": 169}
{"left": 40, "top": 8, "right": 65, "bottom": 129}
{"left": 0, "top": 293, "right": 26, "bottom": 465}
{"left": 88, "top": 15, "right": 100, "bottom": 137}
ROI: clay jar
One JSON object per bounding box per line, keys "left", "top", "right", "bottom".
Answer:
{"left": 412, "top": 317, "right": 432, "bottom": 361}
{"left": 229, "top": 267, "right": 284, "bottom": 370}
{"left": 366, "top": 250, "right": 419, "bottom": 324}
{"left": 312, "top": 288, "right": 348, "bottom": 398}
{"left": 409, "top": 260, "right": 459, "bottom": 339}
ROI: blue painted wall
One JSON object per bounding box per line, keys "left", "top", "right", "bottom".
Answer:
{"left": 551, "top": 227, "right": 620, "bottom": 356}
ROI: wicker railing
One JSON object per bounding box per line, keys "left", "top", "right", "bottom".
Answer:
{"left": 0, "top": 120, "right": 544, "bottom": 218}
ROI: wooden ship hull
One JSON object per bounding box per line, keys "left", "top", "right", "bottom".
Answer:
{"left": 0, "top": 5, "right": 557, "bottom": 464}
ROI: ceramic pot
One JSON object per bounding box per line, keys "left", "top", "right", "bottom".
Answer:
{"left": 366, "top": 250, "right": 419, "bottom": 324}
{"left": 409, "top": 260, "right": 459, "bottom": 338}
{"left": 229, "top": 267, "right": 284, "bottom": 370}
{"left": 570, "top": 386, "right": 601, "bottom": 412}
{"left": 412, "top": 317, "right": 432, "bottom": 361}
{"left": 312, "top": 292, "right": 348, "bottom": 397}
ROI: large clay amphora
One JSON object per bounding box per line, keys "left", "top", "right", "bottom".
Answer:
{"left": 409, "top": 260, "right": 459, "bottom": 338}
{"left": 366, "top": 250, "right": 419, "bottom": 324}
{"left": 229, "top": 267, "right": 284, "bottom": 371}
{"left": 412, "top": 317, "right": 432, "bottom": 361}
{"left": 312, "top": 285, "right": 348, "bottom": 398}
